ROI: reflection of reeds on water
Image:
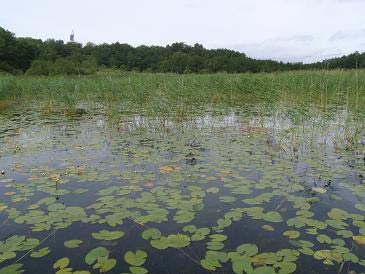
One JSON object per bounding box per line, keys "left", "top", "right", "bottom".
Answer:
{"left": 0, "top": 70, "right": 364, "bottom": 152}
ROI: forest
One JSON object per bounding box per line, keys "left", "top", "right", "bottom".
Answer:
{"left": 1, "top": 26, "right": 364, "bottom": 75}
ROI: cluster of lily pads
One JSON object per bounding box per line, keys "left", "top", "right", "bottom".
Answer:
{"left": 0, "top": 109, "right": 364, "bottom": 274}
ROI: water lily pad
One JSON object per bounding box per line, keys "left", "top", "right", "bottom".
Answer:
{"left": 0, "top": 252, "right": 16, "bottom": 263}
{"left": 182, "top": 225, "right": 197, "bottom": 234}
{"left": 343, "top": 252, "right": 359, "bottom": 263}
{"left": 262, "top": 225, "right": 274, "bottom": 231}
{"left": 200, "top": 258, "right": 217, "bottom": 271}
{"left": 167, "top": 234, "right": 190, "bottom": 248}
{"left": 236, "top": 243, "right": 258, "bottom": 256}
{"left": 312, "top": 187, "right": 327, "bottom": 194}
{"left": 0, "top": 264, "right": 24, "bottom": 274}
{"left": 317, "top": 234, "right": 332, "bottom": 244}
{"left": 64, "top": 240, "right": 83, "bottom": 248}
{"left": 91, "top": 230, "right": 124, "bottom": 241}
{"left": 277, "top": 261, "right": 297, "bottom": 273}
{"left": 150, "top": 237, "right": 169, "bottom": 250}
{"left": 355, "top": 203, "right": 365, "bottom": 212}
{"left": 263, "top": 211, "right": 283, "bottom": 223}
{"left": 191, "top": 228, "right": 210, "bottom": 241}
{"left": 53, "top": 257, "right": 70, "bottom": 269}
{"left": 30, "top": 247, "right": 50, "bottom": 258}
{"left": 209, "top": 234, "right": 227, "bottom": 242}
{"left": 336, "top": 230, "right": 353, "bottom": 238}
{"left": 253, "top": 266, "right": 276, "bottom": 274}
{"left": 283, "top": 230, "right": 300, "bottom": 239}
{"left": 229, "top": 253, "right": 252, "bottom": 274}
{"left": 207, "top": 241, "right": 224, "bottom": 251}
{"left": 124, "top": 250, "right": 147, "bottom": 266}
{"left": 100, "top": 258, "right": 116, "bottom": 272}
{"left": 129, "top": 266, "right": 148, "bottom": 274}
{"left": 352, "top": 235, "right": 365, "bottom": 245}
{"left": 173, "top": 211, "right": 195, "bottom": 223}
{"left": 85, "top": 247, "right": 109, "bottom": 265}
{"left": 206, "top": 187, "right": 219, "bottom": 194}
{"left": 325, "top": 219, "right": 348, "bottom": 230}
{"left": 141, "top": 228, "right": 161, "bottom": 240}
{"left": 219, "top": 196, "right": 237, "bottom": 203}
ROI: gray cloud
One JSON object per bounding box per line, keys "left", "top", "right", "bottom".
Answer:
{"left": 329, "top": 29, "right": 365, "bottom": 41}
{"left": 273, "top": 35, "right": 314, "bottom": 43}
{"left": 225, "top": 42, "right": 341, "bottom": 63}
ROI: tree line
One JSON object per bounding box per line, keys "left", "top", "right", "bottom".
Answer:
{"left": 1, "top": 26, "right": 364, "bottom": 75}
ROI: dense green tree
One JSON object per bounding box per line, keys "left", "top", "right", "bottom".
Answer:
{"left": 0, "top": 26, "right": 364, "bottom": 75}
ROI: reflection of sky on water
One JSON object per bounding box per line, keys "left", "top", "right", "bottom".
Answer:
{"left": 1, "top": 106, "right": 364, "bottom": 158}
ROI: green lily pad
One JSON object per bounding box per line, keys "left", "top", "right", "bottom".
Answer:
{"left": 0, "top": 264, "right": 24, "bottom": 274}
{"left": 219, "top": 196, "right": 237, "bottom": 203}
{"left": 100, "top": 258, "right": 116, "bottom": 272}
{"left": 200, "top": 258, "right": 217, "bottom": 271}
{"left": 129, "top": 266, "right": 148, "bottom": 274}
{"left": 191, "top": 228, "right": 210, "bottom": 241}
{"left": 312, "top": 187, "right": 327, "bottom": 194}
{"left": 124, "top": 250, "right": 147, "bottom": 266}
{"left": 263, "top": 211, "right": 283, "bottom": 223}
{"left": 283, "top": 230, "right": 300, "bottom": 239}
{"left": 336, "top": 230, "right": 353, "bottom": 238}
{"left": 209, "top": 234, "right": 227, "bottom": 242}
{"left": 141, "top": 228, "right": 161, "bottom": 240}
{"left": 150, "top": 237, "right": 169, "bottom": 250}
{"left": 64, "top": 240, "right": 83, "bottom": 248}
{"left": 206, "top": 187, "right": 219, "bottom": 194}
{"left": 317, "top": 234, "right": 332, "bottom": 244}
{"left": 262, "top": 225, "right": 274, "bottom": 231}
{"left": 207, "top": 241, "right": 224, "bottom": 251}
{"left": 30, "top": 247, "right": 50, "bottom": 258}
{"left": 277, "top": 261, "right": 297, "bottom": 273}
{"left": 85, "top": 247, "right": 109, "bottom": 265}
{"left": 236, "top": 243, "right": 258, "bottom": 256}
{"left": 53, "top": 257, "right": 70, "bottom": 269}
{"left": 182, "top": 225, "right": 197, "bottom": 234}
{"left": 253, "top": 266, "right": 276, "bottom": 274}
{"left": 167, "top": 234, "right": 191, "bottom": 248}
{"left": 355, "top": 204, "right": 365, "bottom": 212}
{"left": 91, "top": 230, "right": 124, "bottom": 241}
{"left": 0, "top": 251, "right": 16, "bottom": 263}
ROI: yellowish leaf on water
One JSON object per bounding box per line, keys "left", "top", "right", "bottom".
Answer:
{"left": 49, "top": 173, "right": 60, "bottom": 182}
{"left": 261, "top": 225, "right": 274, "bottom": 231}
{"left": 352, "top": 235, "right": 365, "bottom": 245}
{"left": 312, "top": 187, "right": 327, "bottom": 194}
{"left": 159, "top": 165, "right": 181, "bottom": 174}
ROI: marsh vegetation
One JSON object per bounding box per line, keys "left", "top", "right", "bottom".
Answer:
{"left": 0, "top": 70, "right": 364, "bottom": 274}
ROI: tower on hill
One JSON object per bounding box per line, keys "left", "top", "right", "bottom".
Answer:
{"left": 70, "top": 30, "right": 75, "bottom": 42}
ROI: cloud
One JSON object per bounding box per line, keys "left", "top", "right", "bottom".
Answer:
{"left": 231, "top": 43, "right": 341, "bottom": 63}
{"left": 329, "top": 29, "right": 365, "bottom": 41}
{"left": 207, "top": 31, "right": 352, "bottom": 63}
{"left": 273, "top": 35, "right": 314, "bottom": 43}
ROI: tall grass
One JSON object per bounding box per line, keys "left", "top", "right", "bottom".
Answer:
{"left": 0, "top": 70, "right": 364, "bottom": 114}
{"left": 0, "top": 70, "right": 364, "bottom": 150}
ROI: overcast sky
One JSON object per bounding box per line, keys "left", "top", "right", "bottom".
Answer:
{"left": 1, "top": 0, "right": 365, "bottom": 63}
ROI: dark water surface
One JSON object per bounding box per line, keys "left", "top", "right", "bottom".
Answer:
{"left": 0, "top": 106, "right": 364, "bottom": 274}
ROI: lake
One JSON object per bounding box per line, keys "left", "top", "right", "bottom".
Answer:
{"left": 0, "top": 73, "right": 365, "bottom": 274}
